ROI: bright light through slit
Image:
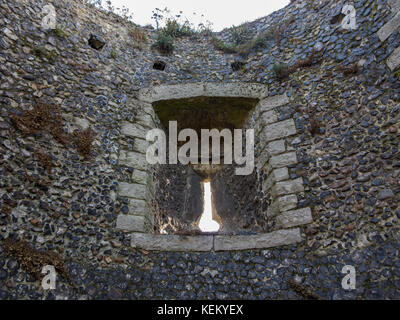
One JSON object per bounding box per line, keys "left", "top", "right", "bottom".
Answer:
{"left": 199, "top": 182, "right": 220, "bottom": 232}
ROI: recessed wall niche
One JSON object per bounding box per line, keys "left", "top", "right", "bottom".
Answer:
{"left": 116, "top": 83, "right": 313, "bottom": 251}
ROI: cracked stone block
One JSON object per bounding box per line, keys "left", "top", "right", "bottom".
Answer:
{"left": 269, "top": 152, "right": 298, "bottom": 169}
{"left": 214, "top": 229, "right": 302, "bottom": 251}
{"left": 272, "top": 178, "right": 305, "bottom": 197}
{"left": 377, "top": 11, "right": 400, "bottom": 42}
{"left": 116, "top": 214, "right": 148, "bottom": 232}
{"left": 131, "top": 233, "right": 213, "bottom": 251}
{"left": 276, "top": 207, "right": 313, "bottom": 228}
{"left": 263, "top": 119, "right": 297, "bottom": 143}
{"left": 118, "top": 182, "right": 147, "bottom": 199}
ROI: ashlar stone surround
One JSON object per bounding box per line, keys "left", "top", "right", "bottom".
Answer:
{"left": 115, "top": 82, "right": 313, "bottom": 251}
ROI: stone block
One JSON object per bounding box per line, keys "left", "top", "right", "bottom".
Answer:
{"left": 277, "top": 194, "right": 298, "bottom": 212}
{"left": 133, "top": 138, "right": 149, "bottom": 154}
{"left": 389, "top": 0, "right": 400, "bottom": 11}
{"left": 119, "top": 150, "right": 147, "bottom": 170}
{"left": 118, "top": 182, "right": 147, "bottom": 199}
{"left": 272, "top": 178, "right": 304, "bottom": 197}
{"left": 121, "top": 121, "right": 147, "bottom": 139}
{"left": 131, "top": 233, "right": 213, "bottom": 251}
{"left": 269, "top": 152, "right": 298, "bottom": 169}
{"left": 267, "top": 139, "right": 286, "bottom": 156}
{"left": 263, "top": 119, "right": 297, "bottom": 142}
{"left": 276, "top": 207, "right": 313, "bottom": 228}
{"left": 132, "top": 170, "right": 148, "bottom": 185}
{"left": 260, "top": 110, "right": 278, "bottom": 125}
{"left": 377, "top": 11, "right": 400, "bottom": 42}
{"left": 258, "top": 94, "right": 290, "bottom": 113}
{"left": 116, "top": 214, "right": 148, "bottom": 232}
{"left": 128, "top": 199, "right": 148, "bottom": 216}
{"left": 213, "top": 229, "right": 302, "bottom": 251}
{"left": 272, "top": 167, "right": 290, "bottom": 182}
{"left": 387, "top": 46, "right": 400, "bottom": 71}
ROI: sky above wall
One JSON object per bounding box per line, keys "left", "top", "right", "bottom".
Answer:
{"left": 108, "top": 0, "right": 290, "bottom": 31}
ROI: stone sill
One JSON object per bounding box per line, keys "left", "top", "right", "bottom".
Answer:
{"left": 130, "top": 228, "right": 302, "bottom": 252}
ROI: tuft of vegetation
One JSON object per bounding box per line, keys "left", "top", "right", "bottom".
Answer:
{"left": 2, "top": 238, "right": 75, "bottom": 287}
{"left": 163, "top": 19, "right": 194, "bottom": 38}
{"left": 73, "top": 127, "right": 95, "bottom": 159}
{"left": 34, "top": 150, "right": 53, "bottom": 174}
{"left": 272, "top": 63, "right": 291, "bottom": 80}
{"left": 31, "top": 46, "right": 58, "bottom": 63}
{"left": 231, "top": 24, "right": 252, "bottom": 45}
{"left": 273, "top": 50, "right": 323, "bottom": 81}
{"left": 110, "top": 49, "right": 118, "bottom": 59}
{"left": 11, "top": 102, "right": 69, "bottom": 145}
{"left": 210, "top": 35, "right": 237, "bottom": 54}
{"left": 52, "top": 27, "right": 69, "bottom": 38}
{"left": 129, "top": 27, "right": 147, "bottom": 42}
{"left": 152, "top": 33, "right": 174, "bottom": 54}
{"left": 236, "top": 29, "right": 275, "bottom": 55}
{"left": 337, "top": 63, "right": 359, "bottom": 76}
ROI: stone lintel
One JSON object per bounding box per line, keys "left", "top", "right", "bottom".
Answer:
{"left": 213, "top": 229, "right": 302, "bottom": 251}
{"left": 131, "top": 233, "right": 214, "bottom": 251}
{"left": 204, "top": 82, "right": 268, "bottom": 99}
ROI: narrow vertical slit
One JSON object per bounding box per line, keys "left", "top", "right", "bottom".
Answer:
{"left": 198, "top": 182, "right": 220, "bottom": 232}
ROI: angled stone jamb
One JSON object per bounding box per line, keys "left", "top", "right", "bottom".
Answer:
{"left": 276, "top": 207, "right": 313, "bottom": 228}
{"left": 377, "top": 11, "right": 400, "bottom": 42}
{"left": 204, "top": 82, "right": 269, "bottom": 99}
{"left": 387, "top": 46, "right": 400, "bottom": 71}
{"left": 131, "top": 233, "right": 214, "bottom": 251}
{"left": 136, "top": 83, "right": 206, "bottom": 103}
{"left": 213, "top": 229, "right": 302, "bottom": 251}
